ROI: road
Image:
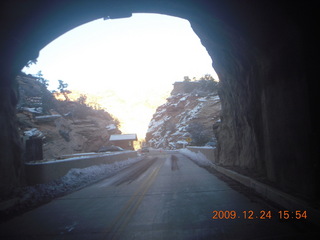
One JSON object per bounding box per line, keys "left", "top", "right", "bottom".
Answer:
{"left": 0, "top": 151, "right": 318, "bottom": 239}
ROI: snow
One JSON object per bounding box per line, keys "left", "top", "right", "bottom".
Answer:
{"left": 188, "top": 146, "right": 214, "bottom": 149}
{"left": 181, "top": 96, "right": 188, "bottom": 101}
{"left": 156, "top": 108, "right": 167, "bottom": 115}
{"left": 24, "top": 128, "right": 44, "bottom": 138}
{"left": 27, "top": 151, "right": 131, "bottom": 164}
{"left": 109, "top": 134, "right": 137, "bottom": 141}
{"left": 179, "top": 148, "right": 214, "bottom": 167}
{"left": 188, "top": 103, "right": 203, "bottom": 117}
{"left": 176, "top": 140, "right": 188, "bottom": 144}
{"left": 147, "top": 116, "right": 170, "bottom": 133}
{"left": 171, "top": 131, "right": 182, "bottom": 136}
{"left": 6, "top": 157, "right": 143, "bottom": 214}
{"left": 146, "top": 91, "right": 220, "bottom": 150}
{"left": 60, "top": 157, "right": 140, "bottom": 187}
{"left": 35, "top": 114, "right": 61, "bottom": 119}
{"left": 211, "top": 95, "right": 220, "bottom": 101}
{"left": 106, "top": 124, "right": 116, "bottom": 130}
{"left": 21, "top": 107, "right": 43, "bottom": 114}
{"left": 63, "top": 152, "right": 99, "bottom": 156}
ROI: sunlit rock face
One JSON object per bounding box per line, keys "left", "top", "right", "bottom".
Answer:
{"left": 146, "top": 80, "right": 220, "bottom": 149}
{"left": 0, "top": 1, "right": 318, "bottom": 202}
{"left": 16, "top": 74, "right": 121, "bottom": 160}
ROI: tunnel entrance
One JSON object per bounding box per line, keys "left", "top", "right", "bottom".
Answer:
{"left": 20, "top": 13, "right": 219, "bottom": 159}
{"left": 0, "top": 0, "right": 318, "bottom": 213}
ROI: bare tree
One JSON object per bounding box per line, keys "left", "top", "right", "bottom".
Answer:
{"left": 57, "top": 80, "right": 71, "bottom": 101}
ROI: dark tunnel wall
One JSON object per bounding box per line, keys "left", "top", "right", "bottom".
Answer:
{"left": 189, "top": 7, "right": 316, "bottom": 199}
{"left": 0, "top": 0, "right": 318, "bottom": 203}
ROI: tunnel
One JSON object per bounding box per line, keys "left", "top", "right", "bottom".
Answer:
{"left": 0, "top": 0, "right": 318, "bottom": 210}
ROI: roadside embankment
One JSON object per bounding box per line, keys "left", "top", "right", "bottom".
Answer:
{"left": 185, "top": 146, "right": 215, "bottom": 163}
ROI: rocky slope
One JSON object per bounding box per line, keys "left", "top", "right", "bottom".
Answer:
{"left": 146, "top": 80, "right": 221, "bottom": 149}
{"left": 16, "top": 73, "right": 121, "bottom": 161}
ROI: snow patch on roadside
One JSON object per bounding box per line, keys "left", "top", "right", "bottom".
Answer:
{"left": 179, "top": 148, "right": 214, "bottom": 167}
{"left": 2, "top": 157, "right": 142, "bottom": 216}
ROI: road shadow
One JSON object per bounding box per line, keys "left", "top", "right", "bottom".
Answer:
{"left": 113, "top": 157, "right": 158, "bottom": 186}
{"left": 171, "top": 154, "right": 179, "bottom": 171}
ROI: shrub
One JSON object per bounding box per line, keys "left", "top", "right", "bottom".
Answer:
{"left": 186, "top": 122, "right": 211, "bottom": 146}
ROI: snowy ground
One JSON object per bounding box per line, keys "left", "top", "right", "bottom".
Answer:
{"left": 179, "top": 148, "right": 214, "bottom": 167}
{"left": 2, "top": 150, "right": 212, "bottom": 221}
{"left": 0, "top": 156, "right": 143, "bottom": 221}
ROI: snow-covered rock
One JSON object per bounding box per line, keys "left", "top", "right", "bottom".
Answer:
{"left": 16, "top": 73, "right": 122, "bottom": 161}
{"left": 21, "top": 107, "right": 43, "bottom": 114}
{"left": 106, "top": 124, "right": 117, "bottom": 130}
{"left": 35, "top": 114, "right": 61, "bottom": 122}
{"left": 24, "top": 128, "right": 44, "bottom": 139}
{"left": 146, "top": 80, "right": 221, "bottom": 149}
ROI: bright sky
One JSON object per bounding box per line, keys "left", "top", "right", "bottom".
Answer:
{"left": 23, "top": 13, "right": 218, "bottom": 142}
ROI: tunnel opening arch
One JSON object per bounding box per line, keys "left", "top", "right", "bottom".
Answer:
{"left": 21, "top": 12, "right": 221, "bottom": 156}
{"left": 0, "top": 0, "right": 318, "bottom": 204}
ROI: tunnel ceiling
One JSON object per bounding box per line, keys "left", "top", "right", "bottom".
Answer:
{"left": 1, "top": 0, "right": 295, "bottom": 78}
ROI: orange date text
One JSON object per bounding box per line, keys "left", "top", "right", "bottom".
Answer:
{"left": 211, "top": 210, "right": 307, "bottom": 220}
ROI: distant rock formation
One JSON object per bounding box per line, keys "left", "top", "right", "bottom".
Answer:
{"left": 146, "top": 80, "right": 220, "bottom": 149}
{"left": 16, "top": 73, "right": 121, "bottom": 161}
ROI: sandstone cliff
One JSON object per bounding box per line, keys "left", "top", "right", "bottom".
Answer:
{"left": 16, "top": 73, "right": 121, "bottom": 161}
{"left": 146, "top": 79, "right": 220, "bottom": 149}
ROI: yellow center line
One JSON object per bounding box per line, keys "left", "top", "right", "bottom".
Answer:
{"left": 107, "top": 168, "right": 156, "bottom": 231}
{"left": 105, "top": 159, "right": 164, "bottom": 239}
{"left": 117, "top": 163, "right": 163, "bottom": 233}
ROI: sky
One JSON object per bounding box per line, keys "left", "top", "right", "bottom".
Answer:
{"left": 23, "top": 13, "right": 218, "bottom": 142}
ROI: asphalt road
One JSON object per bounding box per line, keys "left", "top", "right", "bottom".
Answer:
{"left": 0, "top": 151, "right": 318, "bottom": 239}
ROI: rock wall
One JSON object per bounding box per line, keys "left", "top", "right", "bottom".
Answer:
{"left": 189, "top": 5, "right": 317, "bottom": 201}
{"left": 16, "top": 74, "right": 122, "bottom": 161}
{"left": 0, "top": 77, "right": 24, "bottom": 197}
{"left": 146, "top": 80, "right": 220, "bottom": 149}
